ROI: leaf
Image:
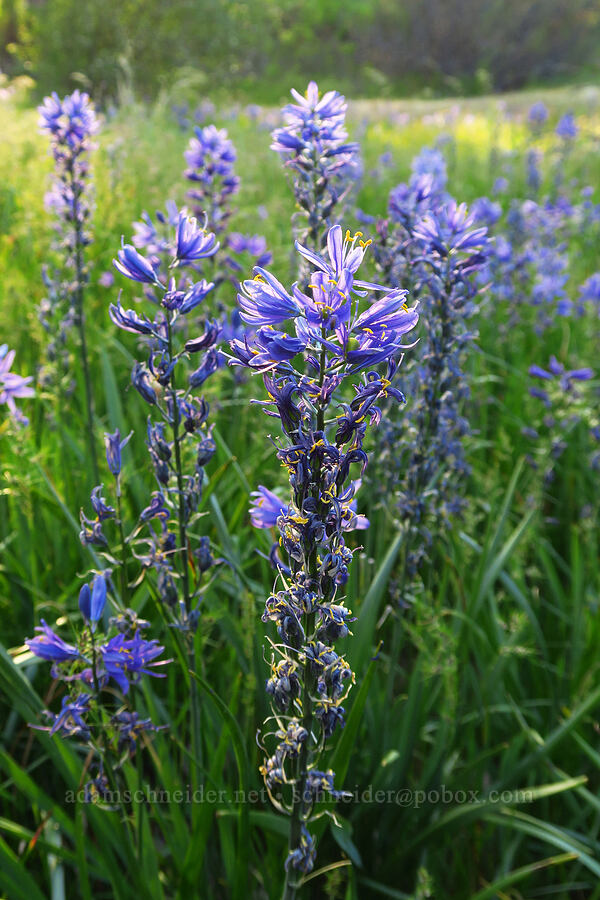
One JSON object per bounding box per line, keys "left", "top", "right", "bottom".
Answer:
{"left": 188, "top": 669, "right": 250, "bottom": 900}
{"left": 470, "top": 852, "right": 578, "bottom": 900}
{"left": 353, "top": 531, "right": 403, "bottom": 674}
{"left": 0, "top": 835, "right": 47, "bottom": 900}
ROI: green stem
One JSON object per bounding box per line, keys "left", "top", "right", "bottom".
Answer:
{"left": 68, "top": 158, "right": 99, "bottom": 485}
{"left": 282, "top": 348, "right": 326, "bottom": 900}
{"left": 116, "top": 486, "right": 128, "bottom": 606}
{"left": 166, "top": 317, "right": 191, "bottom": 608}
{"left": 166, "top": 314, "right": 201, "bottom": 786}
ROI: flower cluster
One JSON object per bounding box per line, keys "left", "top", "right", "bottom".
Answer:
{"left": 373, "top": 145, "right": 449, "bottom": 289}
{"left": 38, "top": 91, "right": 98, "bottom": 387}
{"left": 26, "top": 436, "right": 168, "bottom": 798}
{"left": 38, "top": 90, "right": 100, "bottom": 478}
{"left": 525, "top": 356, "right": 598, "bottom": 482}
{"left": 271, "top": 82, "right": 361, "bottom": 275}
{"left": 0, "top": 344, "right": 34, "bottom": 425}
{"left": 183, "top": 125, "right": 272, "bottom": 293}
{"left": 231, "top": 224, "right": 418, "bottom": 881}
{"left": 370, "top": 149, "right": 489, "bottom": 582}
{"left": 110, "top": 211, "right": 221, "bottom": 631}
{"left": 184, "top": 124, "right": 239, "bottom": 233}
{"left": 475, "top": 188, "right": 600, "bottom": 338}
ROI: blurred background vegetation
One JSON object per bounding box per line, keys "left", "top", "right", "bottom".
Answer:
{"left": 1, "top": 0, "right": 600, "bottom": 103}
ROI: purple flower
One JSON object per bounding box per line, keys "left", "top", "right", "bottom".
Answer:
{"left": 529, "top": 356, "right": 594, "bottom": 391}
{"left": 109, "top": 301, "right": 156, "bottom": 336}
{"left": 185, "top": 320, "right": 221, "bottom": 353}
{"left": 229, "top": 223, "right": 419, "bottom": 373}
{"left": 98, "top": 271, "right": 115, "bottom": 288}
{"left": 104, "top": 429, "right": 133, "bottom": 476}
{"left": 413, "top": 201, "right": 488, "bottom": 256}
{"left": 471, "top": 196, "right": 502, "bottom": 227}
{"left": 410, "top": 146, "right": 447, "bottom": 194}
{"left": 174, "top": 213, "right": 219, "bottom": 264}
{"left": 43, "top": 695, "right": 91, "bottom": 739}
{"left": 285, "top": 825, "right": 316, "bottom": 875}
{"left": 295, "top": 225, "right": 371, "bottom": 283}
{"left": 100, "top": 632, "right": 168, "bottom": 694}
{"left": 184, "top": 124, "right": 240, "bottom": 232}
{"left": 140, "top": 492, "right": 170, "bottom": 523}
{"left": 114, "top": 242, "right": 160, "bottom": 284}
{"left": 580, "top": 273, "right": 600, "bottom": 308}
{"left": 272, "top": 82, "right": 352, "bottom": 162}
{"left": 184, "top": 125, "right": 237, "bottom": 181}
{"left": 38, "top": 90, "right": 98, "bottom": 148}
{"left": 112, "top": 710, "right": 164, "bottom": 754}
{"left": 352, "top": 289, "right": 413, "bottom": 336}
{"left": 250, "top": 486, "right": 287, "bottom": 528}
{"left": 178, "top": 280, "right": 215, "bottom": 314}
{"left": 132, "top": 364, "right": 158, "bottom": 405}
{"left": 189, "top": 349, "right": 220, "bottom": 388}
{"left": 78, "top": 574, "right": 108, "bottom": 632}
{"left": 26, "top": 620, "right": 80, "bottom": 662}
{"left": 555, "top": 113, "right": 578, "bottom": 140}
{"left": 527, "top": 102, "right": 549, "bottom": 127}
{"left": 238, "top": 269, "right": 301, "bottom": 327}
{"left": 247, "top": 327, "right": 307, "bottom": 370}
{"left": 0, "top": 344, "right": 34, "bottom": 425}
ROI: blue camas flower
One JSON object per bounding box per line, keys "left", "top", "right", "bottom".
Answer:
{"left": 78, "top": 574, "right": 108, "bottom": 632}
{"left": 184, "top": 124, "right": 240, "bottom": 233}
{"left": 26, "top": 434, "right": 170, "bottom": 802}
{"left": 527, "top": 102, "right": 549, "bottom": 128}
{"left": 555, "top": 112, "right": 578, "bottom": 140}
{"left": 238, "top": 269, "right": 301, "bottom": 327}
{"left": 114, "top": 242, "right": 161, "bottom": 284}
{"left": 100, "top": 632, "right": 168, "bottom": 694}
{"left": 43, "top": 695, "right": 91, "bottom": 739}
{"left": 371, "top": 152, "right": 490, "bottom": 583}
{"left": 231, "top": 226, "right": 418, "bottom": 377}
{"left": 26, "top": 620, "right": 81, "bottom": 662}
{"left": 271, "top": 82, "right": 361, "bottom": 278}
{"left": 525, "top": 355, "right": 597, "bottom": 481}
{"left": 232, "top": 222, "right": 418, "bottom": 884}
{"left": 174, "top": 213, "right": 219, "bottom": 265}
{"left": 104, "top": 428, "right": 133, "bottom": 477}
{"left": 38, "top": 90, "right": 100, "bottom": 477}
{"left": 0, "top": 344, "right": 34, "bottom": 425}
{"left": 111, "top": 209, "right": 221, "bottom": 632}
{"left": 38, "top": 90, "right": 98, "bottom": 147}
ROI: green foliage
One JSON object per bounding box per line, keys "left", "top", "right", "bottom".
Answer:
{"left": 3, "top": 0, "right": 600, "bottom": 100}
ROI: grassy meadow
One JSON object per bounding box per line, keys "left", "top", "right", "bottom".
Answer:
{"left": 0, "top": 79, "right": 600, "bottom": 898}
